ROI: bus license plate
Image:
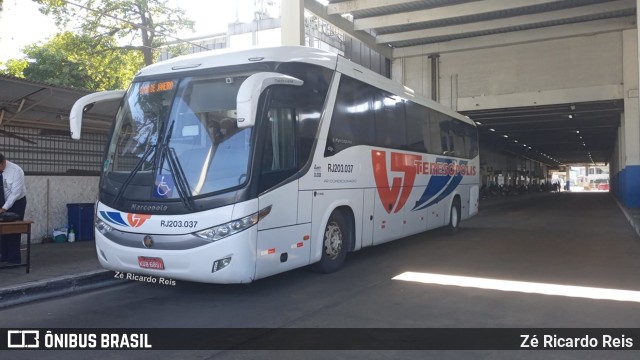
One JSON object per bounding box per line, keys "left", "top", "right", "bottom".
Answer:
{"left": 138, "top": 256, "right": 164, "bottom": 270}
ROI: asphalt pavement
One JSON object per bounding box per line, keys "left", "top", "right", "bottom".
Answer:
{"left": 0, "top": 190, "right": 638, "bottom": 310}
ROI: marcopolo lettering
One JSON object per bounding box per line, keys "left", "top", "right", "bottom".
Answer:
{"left": 130, "top": 204, "right": 169, "bottom": 212}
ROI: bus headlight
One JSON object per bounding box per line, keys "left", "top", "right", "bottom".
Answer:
{"left": 95, "top": 218, "right": 113, "bottom": 234}
{"left": 194, "top": 206, "right": 271, "bottom": 242}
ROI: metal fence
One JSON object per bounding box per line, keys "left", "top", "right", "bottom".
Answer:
{"left": 0, "top": 126, "right": 107, "bottom": 175}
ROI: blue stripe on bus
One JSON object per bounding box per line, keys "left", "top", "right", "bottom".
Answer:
{"left": 100, "top": 211, "right": 128, "bottom": 226}
{"left": 412, "top": 159, "right": 467, "bottom": 211}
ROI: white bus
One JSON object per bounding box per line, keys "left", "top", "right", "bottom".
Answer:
{"left": 70, "top": 46, "right": 479, "bottom": 284}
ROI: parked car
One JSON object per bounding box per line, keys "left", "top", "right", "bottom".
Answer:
{"left": 594, "top": 179, "right": 609, "bottom": 191}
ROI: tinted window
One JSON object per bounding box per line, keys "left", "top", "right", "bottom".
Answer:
{"left": 263, "top": 108, "right": 296, "bottom": 172}
{"left": 429, "top": 110, "right": 448, "bottom": 155}
{"left": 325, "top": 74, "right": 477, "bottom": 159}
{"left": 405, "top": 101, "right": 430, "bottom": 153}
{"left": 450, "top": 120, "right": 467, "bottom": 158}
{"left": 258, "top": 63, "right": 333, "bottom": 193}
{"left": 325, "top": 76, "right": 375, "bottom": 156}
{"left": 277, "top": 62, "right": 333, "bottom": 168}
{"left": 374, "top": 92, "right": 406, "bottom": 149}
{"left": 463, "top": 122, "right": 479, "bottom": 158}
{"left": 258, "top": 104, "right": 297, "bottom": 193}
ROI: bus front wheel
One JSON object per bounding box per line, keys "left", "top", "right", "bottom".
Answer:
{"left": 313, "top": 210, "right": 349, "bottom": 273}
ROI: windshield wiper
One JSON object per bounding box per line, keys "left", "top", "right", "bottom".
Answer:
{"left": 159, "top": 120, "right": 194, "bottom": 210}
{"left": 165, "top": 146, "right": 195, "bottom": 211}
{"left": 113, "top": 145, "right": 155, "bottom": 206}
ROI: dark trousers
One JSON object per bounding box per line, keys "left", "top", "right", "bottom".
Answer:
{"left": 1, "top": 196, "right": 27, "bottom": 263}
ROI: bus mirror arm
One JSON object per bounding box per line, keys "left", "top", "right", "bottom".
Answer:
{"left": 69, "top": 90, "right": 126, "bottom": 140}
{"left": 236, "top": 72, "right": 303, "bottom": 128}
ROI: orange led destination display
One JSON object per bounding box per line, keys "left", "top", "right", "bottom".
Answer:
{"left": 139, "top": 81, "right": 175, "bottom": 95}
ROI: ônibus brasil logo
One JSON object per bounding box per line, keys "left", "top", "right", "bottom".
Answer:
{"left": 371, "top": 150, "right": 476, "bottom": 214}
{"left": 100, "top": 211, "right": 152, "bottom": 227}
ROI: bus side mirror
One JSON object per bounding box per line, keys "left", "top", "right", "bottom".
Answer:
{"left": 70, "top": 90, "right": 125, "bottom": 139}
{"left": 236, "top": 72, "right": 303, "bottom": 128}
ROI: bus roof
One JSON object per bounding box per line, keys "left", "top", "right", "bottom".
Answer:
{"left": 136, "top": 45, "right": 475, "bottom": 127}
{"left": 136, "top": 46, "right": 339, "bottom": 78}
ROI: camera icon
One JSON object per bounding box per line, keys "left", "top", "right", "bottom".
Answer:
{"left": 7, "top": 330, "right": 39, "bottom": 348}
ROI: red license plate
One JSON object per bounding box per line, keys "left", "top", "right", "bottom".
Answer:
{"left": 138, "top": 256, "right": 165, "bottom": 270}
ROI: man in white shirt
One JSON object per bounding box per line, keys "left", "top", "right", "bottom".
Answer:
{"left": 0, "top": 153, "right": 27, "bottom": 264}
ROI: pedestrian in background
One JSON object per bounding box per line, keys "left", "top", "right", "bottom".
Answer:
{"left": 0, "top": 153, "right": 27, "bottom": 264}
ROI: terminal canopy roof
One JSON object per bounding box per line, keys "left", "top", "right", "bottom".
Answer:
{"left": 0, "top": 75, "right": 118, "bottom": 139}
{"left": 313, "top": 0, "right": 631, "bottom": 165}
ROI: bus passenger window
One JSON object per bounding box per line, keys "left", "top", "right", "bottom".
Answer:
{"left": 325, "top": 76, "right": 374, "bottom": 156}
{"left": 405, "top": 101, "right": 429, "bottom": 153}
{"left": 374, "top": 93, "right": 406, "bottom": 149}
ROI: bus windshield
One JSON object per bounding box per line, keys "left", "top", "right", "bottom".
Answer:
{"left": 101, "top": 74, "right": 253, "bottom": 202}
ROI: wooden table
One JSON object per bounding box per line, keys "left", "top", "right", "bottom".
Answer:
{"left": 0, "top": 221, "right": 33, "bottom": 273}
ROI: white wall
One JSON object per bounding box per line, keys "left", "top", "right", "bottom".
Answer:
{"left": 393, "top": 31, "right": 625, "bottom": 110}
{"left": 24, "top": 176, "right": 99, "bottom": 243}
{"left": 446, "top": 32, "right": 622, "bottom": 97}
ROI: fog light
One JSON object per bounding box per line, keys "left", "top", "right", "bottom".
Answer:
{"left": 212, "top": 257, "right": 232, "bottom": 273}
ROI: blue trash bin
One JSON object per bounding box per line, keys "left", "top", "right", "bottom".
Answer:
{"left": 66, "top": 203, "right": 95, "bottom": 241}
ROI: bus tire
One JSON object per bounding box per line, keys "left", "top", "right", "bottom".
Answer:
{"left": 447, "top": 198, "right": 461, "bottom": 233}
{"left": 313, "top": 210, "right": 349, "bottom": 273}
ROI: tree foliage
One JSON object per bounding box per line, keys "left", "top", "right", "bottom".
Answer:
{"left": 0, "top": 59, "right": 29, "bottom": 78}
{"left": 34, "top": 0, "right": 194, "bottom": 65}
{"left": 2, "top": 32, "right": 144, "bottom": 91}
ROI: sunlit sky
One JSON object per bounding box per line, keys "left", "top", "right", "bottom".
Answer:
{"left": 0, "top": 0, "right": 281, "bottom": 62}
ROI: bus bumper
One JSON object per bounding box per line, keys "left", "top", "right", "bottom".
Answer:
{"left": 94, "top": 227, "right": 258, "bottom": 284}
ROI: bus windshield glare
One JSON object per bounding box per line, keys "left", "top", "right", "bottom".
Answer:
{"left": 101, "top": 74, "right": 253, "bottom": 202}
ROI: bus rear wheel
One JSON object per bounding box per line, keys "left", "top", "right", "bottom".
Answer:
{"left": 447, "top": 198, "right": 461, "bottom": 233}
{"left": 313, "top": 210, "right": 349, "bottom": 273}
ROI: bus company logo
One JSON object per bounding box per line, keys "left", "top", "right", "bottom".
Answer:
{"left": 128, "top": 214, "right": 152, "bottom": 227}
{"left": 100, "top": 211, "right": 152, "bottom": 228}
{"left": 372, "top": 150, "right": 475, "bottom": 213}
{"left": 372, "top": 150, "right": 421, "bottom": 214}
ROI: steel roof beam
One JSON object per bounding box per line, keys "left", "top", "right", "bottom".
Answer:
{"left": 394, "top": 16, "right": 635, "bottom": 57}
{"left": 304, "top": 0, "right": 393, "bottom": 58}
{"left": 354, "top": 0, "right": 565, "bottom": 31}
{"left": 327, "top": 0, "right": 418, "bottom": 15}
{"left": 377, "top": 0, "right": 635, "bottom": 44}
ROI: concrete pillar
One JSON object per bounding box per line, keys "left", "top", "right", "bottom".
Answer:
{"left": 618, "top": 28, "right": 640, "bottom": 207}
{"left": 280, "top": 0, "right": 305, "bottom": 46}
{"left": 429, "top": 54, "right": 440, "bottom": 102}
{"left": 585, "top": 164, "right": 590, "bottom": 189}
{"left": 391, "top": 58, "right": 405, "bottom": 85}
